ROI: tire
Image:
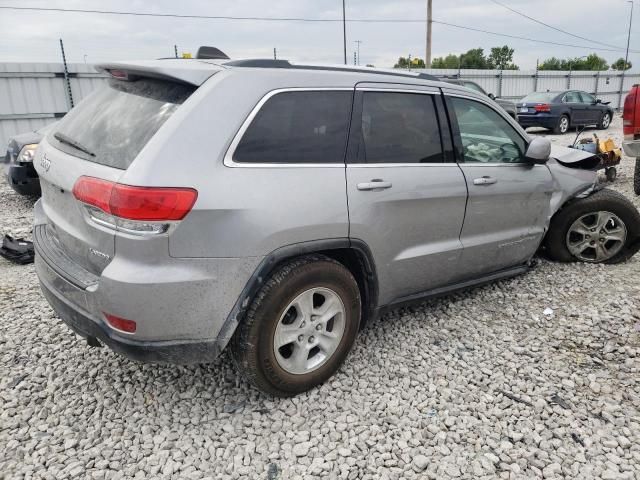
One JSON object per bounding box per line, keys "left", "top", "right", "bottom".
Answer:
{"left": 231, "top": 255, "right": 361, "bottom": 397}
{"left": 553, "top": 114, "right": 570, "bottom": 134}
{"left": 544, "top": 189, "right": 640, "bottom": 264}
{"left": 597, "top": 111, "right": 612, "bottom": 130}
{"left": 634, "top": 158, "right": 640, "bottom": 196}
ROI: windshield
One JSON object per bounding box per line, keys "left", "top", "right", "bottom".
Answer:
{"left": 50, "top": 78, "right": 195, "bottom": 169}
{"left": 462, "top": 82, "right": 486, "bottom": 95}
{"left": 521, "top": 92, "right": 558, "bottom": 103}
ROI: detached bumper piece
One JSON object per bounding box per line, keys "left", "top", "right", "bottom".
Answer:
{"left": 0, "top": 235, "right": 34, "bottom": 264}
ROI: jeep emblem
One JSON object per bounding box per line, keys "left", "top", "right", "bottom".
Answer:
{"left": 40, "top": 154, "right": 51, "bottom": 172}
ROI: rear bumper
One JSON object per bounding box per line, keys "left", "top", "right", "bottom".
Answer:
{"left": 38, "top": 270, "right": 221, "bottom": 364}
{"left": 518, "top": 114, "right": 558, "bottom": 129}
{"left": 623, "top": 139, "right": 640, "bottom": 158}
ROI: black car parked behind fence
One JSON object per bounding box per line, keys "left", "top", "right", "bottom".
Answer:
{"left": 517, "top": 90, "right": 614, "bottom": 134}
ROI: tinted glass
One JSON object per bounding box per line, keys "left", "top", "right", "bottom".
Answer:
{"left": 564, "top": 91, "right": 581, "bottom": 103}
{"left": 579, "top": 92, "right": 596, "bottom": 104}
{"left": 234, "top": 91, "right": 352, "bottom": 164}
{"left": 357, "top": 92, "right": 444, "bottom": 164}
{"left": 521, "top": 92, "right": 558, "bottom": 103}
{"left": 451, "top": 97, "right": 526, "bottom": 163}
{"left": 51, "top": 78, "right": 194, "bottom": 169}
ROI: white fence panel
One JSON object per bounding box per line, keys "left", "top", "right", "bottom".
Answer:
{"left": 1, "top": 63, "right": 639, "bottom": 148}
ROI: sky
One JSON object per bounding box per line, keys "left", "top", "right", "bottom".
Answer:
{"left": 0, "top": 0, "right": 637, "bottom": 70}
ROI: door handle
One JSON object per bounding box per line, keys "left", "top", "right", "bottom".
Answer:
{"left": 357, "top": 180, "right": 393, "bottom": 191}
{"left": 473, "top": 176, "right": 497, "bottom": 186}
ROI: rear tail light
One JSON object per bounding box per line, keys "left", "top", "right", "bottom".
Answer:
{"left": 534, "top": 103, "right": 551, "bottom": 112}
{"left": 72, "top": 176, "right": 197, "bottom": 235}
{"left": 623, "top": 87, "right": 637, "bottom": 136}
{"left": 103, "top": 312, "right": 137, "bottom": 333}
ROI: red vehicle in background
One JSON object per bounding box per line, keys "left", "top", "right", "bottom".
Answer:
{"left": 623, "top": 84, "right": 640, "bottom": 194}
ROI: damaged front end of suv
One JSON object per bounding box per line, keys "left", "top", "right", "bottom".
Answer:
{"left": 542, "top": 143, "right": 640, "bottom": 264}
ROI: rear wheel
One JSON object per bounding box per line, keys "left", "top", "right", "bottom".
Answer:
{"left": 634, "top": 159, "right": 640, "bottom": 195}
{"left": 231, "top": 255, "right": 361, "bottom": 397}
{"left": 544, "top": 189, "right": 640, "bottom": 264}
{"left": 554, "top": 114, "right": 570, "bottom": 134}
{"left": 597, "top": 112, "right": 612, "bottom": 130}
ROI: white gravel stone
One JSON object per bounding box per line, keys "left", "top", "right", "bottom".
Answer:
{"left": 1, "top": 117, "right": 639, "bottom": 478}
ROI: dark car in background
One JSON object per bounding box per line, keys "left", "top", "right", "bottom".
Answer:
{"left": 517, "top": 90, "right": 613, "bottom": 134}
{"left": 441, "top": 77, "right": 518, "bottom": 119}
{"left": 3, "top": 123, "right": 55, "bottom": 196}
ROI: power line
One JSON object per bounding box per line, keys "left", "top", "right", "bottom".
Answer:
{"left": 432, "top": 20, "right": 632, "bottom": 53}
{"left": 0, "top": 4, "right": 634, "bottom": 53}
{"left": 489, "top": 0, "right": 638, "bottom": 53}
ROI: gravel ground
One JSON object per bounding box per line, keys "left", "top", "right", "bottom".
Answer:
{"left": 1, "top": 117, "right": 639, "bottom": 480}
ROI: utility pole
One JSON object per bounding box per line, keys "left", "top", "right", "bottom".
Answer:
{"left": 355, "top": 40, "right": 362, "bottom": 66}
{"left": 620, "top": 1, "right": 634, "bottom": 109}
{"left": 342, "top": 0, "right": 347, "bottom": 65}
{"left": 426, "top": 0, "right": 432, "bottom": 68}
{"left": 174, "top": 44, "right": 178, "bottom": 58}
{"left": 354, "top": 51, "right": 357, "bottom": 65}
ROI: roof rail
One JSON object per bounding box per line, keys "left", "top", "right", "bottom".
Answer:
{"left": 223, "top": 59, "right": 439, "bottom": 81}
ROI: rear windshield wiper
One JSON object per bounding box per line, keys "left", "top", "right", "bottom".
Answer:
{"left": 53, "top": 132, "right": 95, "bottom": 157}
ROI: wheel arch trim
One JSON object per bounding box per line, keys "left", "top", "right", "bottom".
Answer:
{"left": 215, "top": 238, "right": 379, "bottom": 352}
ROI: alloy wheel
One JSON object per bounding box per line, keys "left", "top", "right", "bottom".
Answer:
{"left": 601, "top": 113, "right": 611, "bottom": 128}
{"left": 559, "top": 116, "right": 569, "bottom": 133}
{"left": 566, "top": 211, "right": 627, "bottom": 262}
{"left": 273, "top": 287, "right": 346, "bottom": 375}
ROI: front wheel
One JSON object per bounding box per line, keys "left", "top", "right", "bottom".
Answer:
{"left": 597, "top": 112, "right": 612, "bottom": 130}
{"left": 231, "top": 255, "right": 361, "bottom": 397}
{"left": 544, "top": 189, "right": 640, "bottom": 264}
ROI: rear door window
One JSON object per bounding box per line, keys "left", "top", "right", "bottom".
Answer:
{"left": 233, "top": 90, "right": 353, "bottom": 164}
{"left": 355, "top": 92, "right": 444, "bottom": 164}
{"left": 50, "top": 78, "right": 195, "bottom": 169}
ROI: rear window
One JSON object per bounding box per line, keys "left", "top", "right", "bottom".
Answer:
{"left": 521, "top": 92, "right": 558, "bottom": 103}
{"left": 233, "top": 91, "right": 352, "bottom": 164}
{"left": 50, "top": 78, "right": 195, "bottom": 169}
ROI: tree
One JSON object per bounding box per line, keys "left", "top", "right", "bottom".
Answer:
{"left": 393, "top": 56, "right": 425, "bottom": 69}
{"left": 459, "top": 48, "right": 489, "bottom": 69}
{"left": 611, "top": 57, "right": 632, "bottom": 70}
{"left": 487, "top": 45, "right": 518, "bottom": 70}
{"left": 538, "top": 57, "right": 563, "bottom": 70}
{"left": 429, "top": 47, "right": 520, "bottom": 70}
{"left": 539, "top": 53, "right": 609, "bottom": 71}
{"left": 431, "top": 54, "right": 460, "bottom": 69}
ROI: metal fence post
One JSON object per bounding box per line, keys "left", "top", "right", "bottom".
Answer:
{"left": 59, "top": 38, "right": 74, "bottom": 109}
{"left": 594, "top": 71, "right": 599, "bottom": 96}
{"left": 618, "top": 71, "right": 625, "bottom": 111}
{"left": 533, "top": 64, "right": 539, "bottom": 92}
{"left": 497, "top": 70, "right": 503, "bottom": 98}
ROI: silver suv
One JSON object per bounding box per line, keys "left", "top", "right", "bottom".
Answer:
{"left": 33, "top": 58, "right": 640, "bottom": 396}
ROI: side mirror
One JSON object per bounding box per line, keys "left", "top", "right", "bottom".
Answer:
{"left": 525, "top": 137, "right": 551, "bottom": 164}
{"left": 488, "top": 93, "right": 496, "bottom": 100}
{"left": 595, "top": 99, "right": 602, "bottom": 104}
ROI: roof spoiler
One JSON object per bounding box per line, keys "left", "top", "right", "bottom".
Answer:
{"left": 95, "top": 60, "right": 221, "bottom": 86}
